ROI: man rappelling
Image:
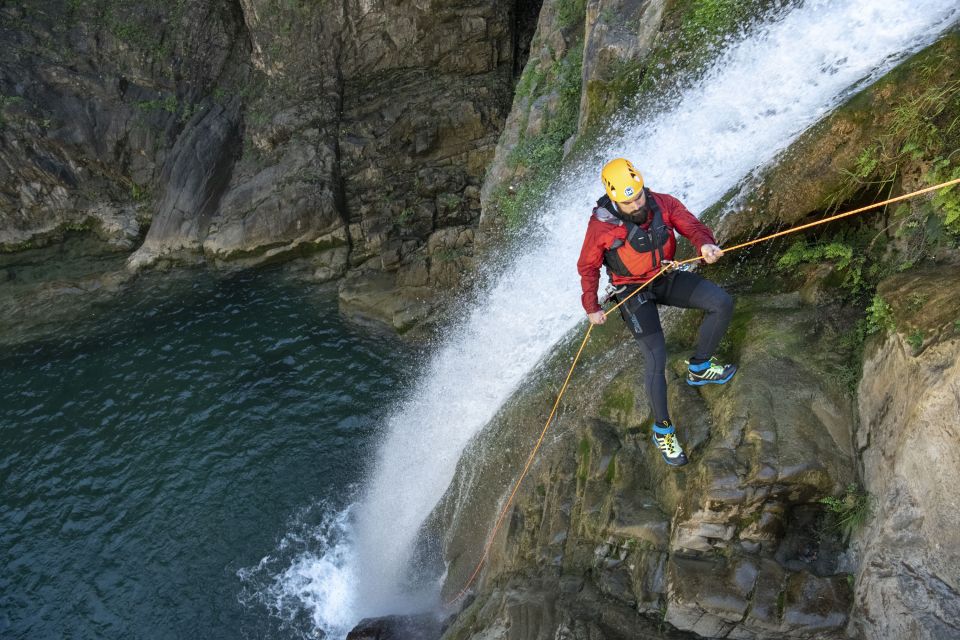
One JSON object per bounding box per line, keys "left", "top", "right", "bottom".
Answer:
{"left": 577, "top": 158, "right": 738, "bottom": 466}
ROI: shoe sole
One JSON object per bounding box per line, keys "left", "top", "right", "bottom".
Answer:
{"left": 686, "top": 366, "right": 737, "bottom": 386}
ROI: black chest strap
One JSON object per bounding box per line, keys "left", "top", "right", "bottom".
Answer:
{"left": 600, "top": 190, "right": 669, "bottom": 269}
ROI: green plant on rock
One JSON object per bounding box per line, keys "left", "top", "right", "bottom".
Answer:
{"left": 433, "top": 247, "right": 463, "bottom": 263}
{"left": 907, "top": 329, "right": 924, "bottom": 350}
{"left": 604, "top": 454, "right": 617, "bottom": 484}
{"left": 777, "top": 239, "right": 853, "bottom": 270}
{"left": 129, "top": 182, "right": 148, "bottom": 201}
{"left": 556, "top": 0, "right": 587, "bottom": 29}
{"left": 63, "top": 220, "right": 91, "bottom": 232}
{"left": 832, "top": 46, "right": 960, "bottom": 240}
{"left": 819, "top": 484, "right": 872, "bottom": 539}
{"left": 776, "top": 238, "right": 867, "bottom": 293}
{"left": 514, "top": 60, "right": 544, "bottom": 100}
{"left": 930, "top": 162, "right": 960, "bottom": 235}
{"left": 397, "top": 207, "right": 415, "bottom": 227}
{"left": 634, "top": 0, "right": 769, "bottom": 100}
{"left": 0, "top": 95, "right": 27, "bottom": 128}
{"left": 577, "top": 437, "right": 591, "bottom": 483}
{"left": 438, "top": 193, "right": 461, "bottom": 210}
{"left": 906, "top": 292, "right": 927, "bottom": 311}
{"left": 829, "top": 312, "right": 870, "bottom": 393}
{"left": 853, "top": 145, "right": 881, "bottom": 180}
{"left": 137, "top": 95, "right": 179, "bottom": 115}
{"left": 864, "top": 294, "right": 895, "bottom": 335}
{"left": 682, "top": 0, "right": 750, "bottom": 42}
{"left": 495, "top": 42, "right": 584, "bottom": 229}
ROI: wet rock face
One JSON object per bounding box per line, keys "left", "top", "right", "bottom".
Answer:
{"left": 435, "top": 293, "right": 858, "bottom": 640}
{"left": 347, "top": 613, "right": 448, "bottom": 640}
{"left": 1, "top": 0, "right": 526, "bottom": 332}
{"left": 851, "top": 265, "right": 960, "bottom": 640}
{"left": 0, "top": 0, "right": 248, "bottom": 251}
{"left": 335, "top": 0, "right": 516, "bottom": 329}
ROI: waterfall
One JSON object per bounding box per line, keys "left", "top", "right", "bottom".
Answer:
{"left": 246, "top": 1, "right": 960, "bottom": 636}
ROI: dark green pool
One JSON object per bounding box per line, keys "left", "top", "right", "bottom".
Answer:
{"left": 0, "top": 269, "right": 411, "bottom": 639}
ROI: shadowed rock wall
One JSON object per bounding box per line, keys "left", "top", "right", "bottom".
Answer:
{"left": 1, "top": 0, "right": 542, "bottom": 333}
{"left": 851, "top": 266, "right": 960, "bottom": 640}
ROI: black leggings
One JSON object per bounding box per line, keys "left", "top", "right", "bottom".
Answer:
{"left": 616, "top": 271, "right": 734, "bottom": 423}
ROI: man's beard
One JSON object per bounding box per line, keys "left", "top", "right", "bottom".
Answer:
{"left": 619, "top": 204, "right": 650, "bottom": 224}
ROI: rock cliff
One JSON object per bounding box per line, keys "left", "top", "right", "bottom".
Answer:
{"left": 1, "top": 0, "right": 541, "bottom": 334}
{"left": 419, "top": 18, "right": 960, "bottom": 640}
{"left": 4, "top": 2, "right": 959, "bottom": 638}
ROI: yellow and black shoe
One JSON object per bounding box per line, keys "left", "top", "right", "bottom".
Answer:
{"left": 686, "top": 357, "right": 737, "bottom": 386}
{"left": 651, "top": 420, "right": 688, "bottom": 466}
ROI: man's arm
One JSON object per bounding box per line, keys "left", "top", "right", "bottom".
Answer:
{"left": 658, "top": 193, "right": 719, "bottom": 258}
{"left": 577, "top": 221, "right": 605, "bottom": 316}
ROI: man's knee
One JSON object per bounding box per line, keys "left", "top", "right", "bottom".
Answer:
{"left": 717, "top": 289, "right": 734, "bottom": 314}
{"left": 705, "top": 287, "right": 734, "bottom": 315}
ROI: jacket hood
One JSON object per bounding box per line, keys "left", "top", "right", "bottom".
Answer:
{"left": 592, "top": 202, "right": 621, "bottom": 225}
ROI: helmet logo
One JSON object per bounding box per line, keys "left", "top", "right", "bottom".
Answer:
{"left": 624, "top": 186, "right": 634, "bottom": 197}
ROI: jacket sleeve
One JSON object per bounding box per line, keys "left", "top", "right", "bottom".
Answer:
{"left": 659, "top": 193, "right": 717, "bottom": 254}
{"left": 577, "top": 220, "right": 605, "bottom": 314}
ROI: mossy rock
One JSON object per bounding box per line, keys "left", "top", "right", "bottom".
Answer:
{"left": 876, "top": 259, "right": 960, "bottom": 354}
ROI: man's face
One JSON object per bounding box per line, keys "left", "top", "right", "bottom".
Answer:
{"left": 617, "top": 189, "right": 646, "bottom": 214}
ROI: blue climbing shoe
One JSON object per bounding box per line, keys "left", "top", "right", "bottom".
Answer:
{"left": 651, "top": 420, "right": 688, "bottom": 467}
{"left": 686, "top": 357, "right": 738, "bottom": 386}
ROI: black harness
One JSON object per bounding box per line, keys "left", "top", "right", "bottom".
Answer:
{"left": 600, "top": 188, "right": 671, "bottom": 277}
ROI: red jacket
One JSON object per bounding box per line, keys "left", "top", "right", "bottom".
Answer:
{"left": 577, "top": 191, "right": 717, "bottom": 313}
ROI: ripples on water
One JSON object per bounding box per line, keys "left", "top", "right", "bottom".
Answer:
{"left": 0, "top": 269, "right": 411, "bottom": 639}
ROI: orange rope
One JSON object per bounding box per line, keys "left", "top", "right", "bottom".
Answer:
{"left": 445, "top": 323, "right": 595, "bottom": 605}
{"left": 444, "top": 176, "right": 960, "bottom": 607}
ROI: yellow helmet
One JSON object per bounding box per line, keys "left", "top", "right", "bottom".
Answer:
{"left": 601, "top": 158, "right": 644, "bottom": 202}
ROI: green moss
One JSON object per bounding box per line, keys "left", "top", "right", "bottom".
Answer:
{"left": 598, "top": 382, "right": 634, "bottom": 421}
{"left": 830, "top": 37, "right": 960, "bottom": 237}
{"left": 681, "top": 0, "right": 755, "bottom": 42}
{"left": 137, "top": 95, "right": 179, "bottom": 115}
{"left": 714, "top": 299, "right": 752, "bottom": 362}
{"left": 63, "top": 221, "right": 92, "bottom": 233}
{"left": 438, "top": 193, "right": 461, "bottom": 209}
{"left": 397, "top": 207, "right": 415, "bottom": 228}
{"left": 604, "top": 453, "right": 617, "bottom": 484}
{"left": 494, "top": 42, "right": 585, "bottom": 229}
{"left": 633, "top": 0, "right": 776, "bottom": 100}
{"left": 736, "top": 509, "right": 762, "bottom": 535}
{"left": 433, "top": 247, "right": 464, "bottom": 263}
{"left": 584, "top": 58, "right": 646, "bottom": 127}
{"left": 577, "top": 436, "right": 591, "bottom": 483}
{"left": 514, "top": 60, "right": 544, "bottom": 99}
{"left": 556, "top": 0, "right": 587, "bottom": 29}
{"left": 906, "top": 329, "right": 924, "bottom": 350}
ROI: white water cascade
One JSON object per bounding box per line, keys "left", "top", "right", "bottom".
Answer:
{"left": 252, "top": 0, "right": 960, "bottom": 636}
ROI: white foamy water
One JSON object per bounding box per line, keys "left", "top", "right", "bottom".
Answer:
{"left": 249, "top": 1, "right": 960, "bottom": 636}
